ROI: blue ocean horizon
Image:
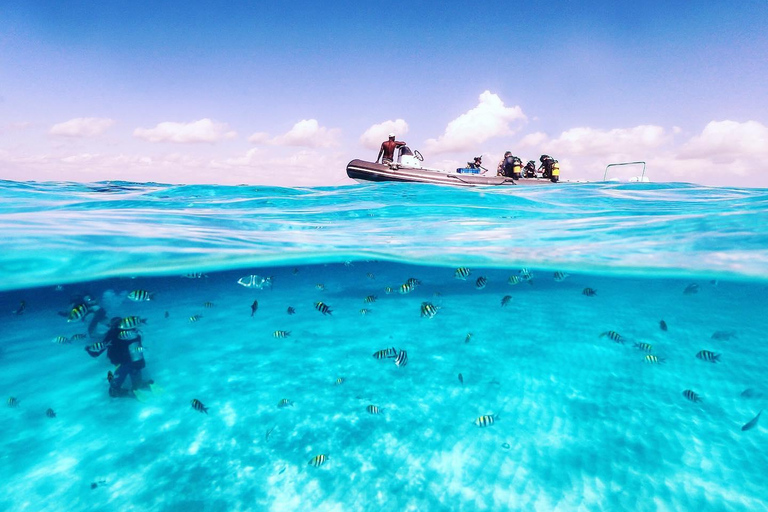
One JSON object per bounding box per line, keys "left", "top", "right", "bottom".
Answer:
{"left": 1, "top": 179, "right": 766, "bottom": 511}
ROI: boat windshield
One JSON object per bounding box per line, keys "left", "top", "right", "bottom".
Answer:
{"left": 397, "top": 146, "right": 414, "bottom": 161}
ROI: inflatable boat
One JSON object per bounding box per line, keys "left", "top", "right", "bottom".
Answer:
{"left": 347, "top": 147, "right": 561, "bottom": 187}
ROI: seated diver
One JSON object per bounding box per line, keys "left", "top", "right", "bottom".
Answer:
{"left": 539, "top": 154, "right": 555, "bottom": 179}
{"left": 497, "top": 152, "right": 512, "bottom": 176}
{"left": 523, "top": 160, "right": 537, "bottom": 178}
{"left": 498, "top": 152, "right": 523, "bottom": 179}
{"left": 85, "top": 317, "right": 152, "bottom": 397}
{"left": 467, "top": 156, "right": 487, "bottom": 173}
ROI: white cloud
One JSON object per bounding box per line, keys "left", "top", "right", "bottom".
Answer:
{"left": 423, "top": 91, "right": 526, "bottom": 154}
{"left": 248, "top": 132, "right": 270, "bottom": 144}
{"left": 133, "top": 118, "right": 237, "bottom": 143}
{"left": 678, "top": 120, "right": 768, "bottom": 161}
{"left": 545, "top": 125, "right": 669, "bottom": 156}
{"left": 518, "top": 131, "right": 549, "bottom": 148}
{"left": 268, "top": 119, "right": 340, "bottom": 148}
{"left": 50, "top": 117, "right": 115, "bottom": 137}
{"left": 359, "top": 119, "right": 409, "bottom": 149}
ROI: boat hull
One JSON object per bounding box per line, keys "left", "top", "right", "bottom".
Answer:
{"left": 346, "top": 160, "right": 560, "bottom": 187}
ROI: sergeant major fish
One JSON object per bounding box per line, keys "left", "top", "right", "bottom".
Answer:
{"left": 600, "top": 331, "right": 624, "bottom": 344}
{"left": 683, "top": 283, "right": 700, "bottom": 295}
{"left": 308, "top": 454, "right": 328, "bottom": 467}
{"left": 643, "top": 354, "right": 664, "bottom": 364}
{"left": 188, "top": 314, "right": 203, "bottom": 323}
{"left": 373, "top": 347, "right": 397, "bottom": 359}
{"left": 683, "top": 390, "right": 702, "bottom": 403}
{"left": 366, "top": 405, "right": 380, "bottom": 415}
{"left": 501, "top": 295, "right": 512, "bottom": 307}
{"left": 277, "top": 398, "right": 294, "bottom": 408}
{"left": 474, "top": 414, "right": 497, "bottom": 427}
{"left": 455, "top": 267, "right": 471, "bottom": 280}
{"left": 475, "top": 276, "right": 488, "bottom": 290}
{"left": 399, "top": 282, "right": 415, "bottom": 294}
{"left": 314, "top": 301, "right": 332, "bottom": 315}
{"left": 364, "top": 295, "right": 377, "bottom": 304}
{"left": 582, "top": 288, "right": 597, "bottom": 297}
{"left": 420, "top": 302, "right": 439, "bottom": 319}
{"left": 67, "top": 304, "right": 91, "bottom": 322}
{"left": 633, "top": 342, "right": 653, "bottom": 353}
{"left": 119, "top": 316, "right": 146, "bottom": 329}
{"left": 127, "top": 290, "right": 154, "bottom": 302}
{"left": 46, "top": 408, "right": 56, "bottom": 418}
{"left": 287, "top": 307, "right": 296, "bottom": 315}
{"left": 273, "top": 330, "right": 290, "bottom": 338}
{"left": 395, "top": 350, "right": 408, "bottom": 367}
{"left": 190, "top": 399, "right": 208, "bottom": 414}
{"left": 696, "top": 350, "right": 721, "bottom": 362}
{"left": 659, "top": 320, "right": 668, "bottom": 332}
{"left": 553, "top": 272, "right": 569, "bottom": 282}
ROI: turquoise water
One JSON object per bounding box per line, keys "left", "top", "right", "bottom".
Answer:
{"left": 1, "top": 180, "right": 767, "bottom": 511}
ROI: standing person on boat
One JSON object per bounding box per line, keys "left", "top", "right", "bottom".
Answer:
{"left": 376, "top": 133, "right": 407, "bottom": 165}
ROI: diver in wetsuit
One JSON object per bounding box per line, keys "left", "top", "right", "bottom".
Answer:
{"left": 85, "top": 317, "right": 151, "bottom": 397}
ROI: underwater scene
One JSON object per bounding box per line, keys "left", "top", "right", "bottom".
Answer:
{"left": 1, "top": 180, "right": 767, "bottom": 511}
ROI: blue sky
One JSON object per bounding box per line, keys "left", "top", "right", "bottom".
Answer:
{"left": 1, "top": 1, "right": 767, "bottom": 185}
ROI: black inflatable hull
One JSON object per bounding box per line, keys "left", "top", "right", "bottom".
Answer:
{"left": 346, "top": 160, "right": 560, "bottom": 187}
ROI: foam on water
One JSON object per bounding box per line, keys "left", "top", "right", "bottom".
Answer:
{"left": 1, "top": 181, "right": 767, "bottom": 511}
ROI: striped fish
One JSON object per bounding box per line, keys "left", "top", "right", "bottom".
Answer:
{"left": 70, "top": 333, "right": 86, "bottom": 341}
{"left": 395, "top": 350, "right": 408, "bottom": 367}
{"left": 553, "top": 271, "right": 569, "bottom": 282}
{"left": 335, "top": 377, "right": 345, "bottom": 385}
{"left": 366, "top": 273, "right": 375, "bottom": 280}
{"left": 7, "top": 397, "right": 19, "bottom": 407}
{"left": 420, "top": 302, "right": 439, "bottom": 319}
{"left": 475, "top": 276, "right": 488, "bottom": 289}
{"left": 287, "top": 307, "right": 295, "bottom": 315}
{"left": 190, "top": 399, "right": 208, "bottom": 414}
{"left": 366, "top": 405, "right": 380, "bottom": 415}
{"left": 519, "top": 268, "right": 532, "bottom": 280}
{"left": 315, "top": 283, "right": 325, "bottom": 291}
{"left": 128, "top": 289, "right": 154, "bottom": 302}
{"left": 501, "top": 295, "right": 512, "bottom": 307}
{"left": 373, "top": 347, "right": 397, "bottom": 359}
{"left": 46, "top": 408, "right": 56, "bottom": 418}
{"left": 359, "top": 308, "right": 370, "bottom": 316}
{"left": 273, "top": 330, "right": 291, "bottom": 338}
{"left": 182, "top": 272, "right": 206, "bottom": 279}
{"left": 696, "top": 350, "right": 720, "bottom": 363}
{"left": 474, "top": 414, "right": 496, "bottom": 427}
{"left": 455, "top": 267, "right": 471, "bottom": 280}
{"left": 683, "top": 283, "right": 700, "bottom": 295}
{"left": 644, "top": 354, "right": 664, "bottom": 364}
{"left": 118, "top": 329, "right": 140, "bottom": 340}
{"left": 682, "top": 390, "right": 701, "bottom": 402}
{"left": 384, "top": 286, "right": 394, "bottom": 294}
{"left": 599, "top": 331, "right": 624, "bottom": 343}
{"left": 67, "top": 304, "right": 90, "bottom": 322}
{"left": 88, "top": 342, "right": 107, "bottom": 352}
{"left": 363, "top": 295, "right": 377, "bottom": 304}
{"left": 465, "top": 333, "right": 473, "bottom": 344}
{"left": 405, "top": 278, "right": 422, "bottom": 287}
{"left": 453, "top": 267, "right": 472, "bottom": 280}
{"left": 277, "top": 398, "right": 293, "bottom": 408}
{"left": 52, "top": 336, "right": 70, "bottom": 345}
{"left": 188, "top": 314, "right": 203, "bottom": 323}
{"left": 120, "top": 316, "right": 146, "bottom": 329}
{"left": 508, "top": 275, "right": 523, "bottom": 286}
{"left": 308, "top": 454, "right": 327, "bottom": 467}
{"left": 203, "top": 301, "right": 215, "bottom": 308}
{"left": 314, "top": 301, "right": 332, "bottom": 315}
{"left": 399, "top": 282, "right": 415, "bottom": 294}
{"left": 582, "top": 288, "right": 597, "bottom": 296}
{"left": 633, "top": 342, "right": 653, "bottom": 353}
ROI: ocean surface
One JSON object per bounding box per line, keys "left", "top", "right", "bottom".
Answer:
{"left": 1, "top": 179, "right": 767, "bottom": 512}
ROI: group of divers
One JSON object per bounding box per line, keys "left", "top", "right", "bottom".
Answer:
{"left": 465, "top": 153, "right": 561, "bottom": 182}
{"left": 6, "top": 266, "right": 763, "bottom": 469}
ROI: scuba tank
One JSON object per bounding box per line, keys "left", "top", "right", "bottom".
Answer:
{"left": 551, "top": 161, "right": 560, "bottom": 182}
{"left": 511, "top": 156, "right": 522, "bottom": 179}
{"left": 123, "top": 330, "right": 145, "bottom": 363}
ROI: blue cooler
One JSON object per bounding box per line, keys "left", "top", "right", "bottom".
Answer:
{"left": 456, "top": 168, "right": 480, "bottom": 174}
